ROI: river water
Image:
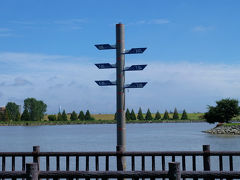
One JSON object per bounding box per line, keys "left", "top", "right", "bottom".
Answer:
{"left": 0, "top": 122, "right": 239, "bottom": 152}
{"left": 0, "top": 122, "right": 240, "bottom": 171}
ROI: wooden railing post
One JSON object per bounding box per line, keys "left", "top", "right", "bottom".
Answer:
{"left": 168, "top": 162, "right": 181, "bottom": 180}
{"left": 2, "top": 156, "right": 5, "bottom": 180}
{"left": 26, "top": 163, "right": 38, "bottom": 180}
{"left": 33, "top": 146, "right": 40, "bottom": 170}
{"left": 203, "top": 145, "right": 210, "bottom": 171}
{"left": 203, "top": 145, "right": 211, "bottom": 180}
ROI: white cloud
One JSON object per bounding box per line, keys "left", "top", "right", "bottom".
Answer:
{"left": 0, "top": 28, "right": 14, "bottom": 37}
{"left": 8, "top": 19, "right": 86, "bottom": 32}
{"left": 53, "top": 18, "right": 86, "bottom": 30}
{"left": 128, "top": 18, "right": 170, "bottom": 26}
{"left": 193, "top": 25, "right": 214, "bottom": 32}
{"left": 54, "top": 18, "right": 86, "bottom": 25}
{"left": 12, "top": 77, "right": 33, "bottom": 86}
{"left": 0, "top": 28, "right": 11, "bottom": 32}
{"left": 0, "top": 52, "right": 240, "bottom": 114}
{"left": 149, "top": 19, "right": 170, "bottom": 24}
{"left": 10, "top": 20, "right": 35, "bottom": 25}
{"left": 0, "top": 33, "right": 13, "bottom": 37}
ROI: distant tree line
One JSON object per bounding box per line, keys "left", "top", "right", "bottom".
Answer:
{"left": 48, "top": 110, "right": 94, "bottom": 121}
{"left": 0, "top": 98, "right": 190, "bottom": 122}
{"left": 114, "top": 108, "right": 189, "bottom": 121}
{"left": 0, "top": 98, "right": 47, "bottom": 122}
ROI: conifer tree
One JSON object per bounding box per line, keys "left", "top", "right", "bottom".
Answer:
{"left": 85, "top": 110, "right": 93, "bottom": 120}
{"left": 173, "top": 108, "right": 179, "bottom": 120}
{"left": 162, "top": 110, "right": 169, "bottom": 120}
{"left": 145, "top": 109, "right": 153, "bottom": 120}
{"left": 78, "top": 111, "right": 85, "bottom": 120}
{"left": 125, "top": 108, "right": 131, "bottom": 121}
{"left": 57, "top": 112, "right": 62, "bottom": 121}
{"left": 70, "top": 111, "right": 78, "bottom": 121}
{"left": 62, "top": 110, "right": 68, "bottom": 121}
{"left": 181, "top": 109, "right": 188, "bottom": 120}
{"left": 21, "top": 109, "right": 30, "bottom": 121}
{"left": 154, "top": 111, "right": 161, "bottom": 120}
{"left": 130, "top": 109, "right": 136, "bottom": 120}
{"left": 137, "top": 108, "right": 144, "bottom": 120}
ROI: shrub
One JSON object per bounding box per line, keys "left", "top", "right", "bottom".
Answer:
{"left": 48, "top": 115, "right": 57, "bottom": 121}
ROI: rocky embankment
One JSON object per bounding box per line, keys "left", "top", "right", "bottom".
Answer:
{"left": 203, "top": 124, "right": 240, "bottom": 135}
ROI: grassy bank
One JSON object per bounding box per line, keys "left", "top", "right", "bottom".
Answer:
{"left": 223, "top": 123, "right": 240, "bottom": 126}
{"left": 0, "top": 119, "right": 207, "bottom": 126}
{"left": 40, "top": 113, "right": 206, "bottom": 121}
{"left": 92, "top": 113, "right": 205, "bottom": 121}
{"left": 0, "top": 113, "right": 208, "bottom": 126}
{"left": 0, "top": 120, "right": 115, "bottom": 126}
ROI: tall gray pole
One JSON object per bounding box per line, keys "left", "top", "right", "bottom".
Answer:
{"left": 94, "top": 22, "right": 147, "bottom": 171}
{"left": 116, "top": 23, "right": 126, "bottom": 171}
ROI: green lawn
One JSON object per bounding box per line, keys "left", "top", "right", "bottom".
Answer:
{"left": 224, "top": 123, "right": 240, "bottom": 126}
{"left": 46, "top": 113, "right": 206, "bottom": 121}
{"left": 5, "top": 112, "right": 240, "bottom": 126}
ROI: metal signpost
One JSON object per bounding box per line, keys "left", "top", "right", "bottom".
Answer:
{"left": 95, "top": 23, "right": 147, "bottom": 171}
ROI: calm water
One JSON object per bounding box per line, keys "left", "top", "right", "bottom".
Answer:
{"left": 0, "top": 122, "right": 239, "bottom": 152}
{"left": 1, "top": 122, "right": 240, "bottom": 171}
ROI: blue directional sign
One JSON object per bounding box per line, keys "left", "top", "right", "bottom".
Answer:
{"left": 124, "top": 48, "right": 147, "bottom": 54}
{"left": 95, "top": 80, "right": 116, "bottom": 86}
{"left": 95, "top": 63, "right": 116, "bottom": 69}
{"left": 124, "top": 64, "right": 147, "bottom": 71}
{"left": 95, "top": 44, "right": 116, "bottom": 50}
{"left": 125, "top": 82, "right": 147, "bottom": 88}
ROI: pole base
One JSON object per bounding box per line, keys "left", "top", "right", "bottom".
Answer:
{"left": 116, "top": 145, "right": 126, "bottom": 171}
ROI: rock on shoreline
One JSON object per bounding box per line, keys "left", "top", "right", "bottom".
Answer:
{"left": 203, "top": 125, "right": 240, "bottom": 135}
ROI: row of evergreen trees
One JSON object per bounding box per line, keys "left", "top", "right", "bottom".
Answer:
{"left": 115, "top": 108, "right": 188, "bottom": 121}
{"left": 48, "top": 110, "right": 94, "bottom": 121}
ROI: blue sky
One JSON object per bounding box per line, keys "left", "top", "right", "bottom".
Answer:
{"left": 1, "top": 0, "right": 240, "bottom": 114}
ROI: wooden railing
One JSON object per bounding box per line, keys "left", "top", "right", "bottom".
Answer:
{"left": 0, "top": 145, "right": 240, "bottom": 179}
{"left": 1, "top": 162, "right": 240, "bottom": 180}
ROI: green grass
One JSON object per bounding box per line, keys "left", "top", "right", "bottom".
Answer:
{"left": 3, "top": 112, "right": 240, "bottom": 126}
{"left": 0, "top": 120, "right": 116, "bottom": 126}
{"left": 0, "top": 113, "right": 206, "bottom": 126}
{"left": 223, "top": 123, "right": 240, "bottom": 126}
{"left": 93, "top": 113, "right": 205, "bottom": 121}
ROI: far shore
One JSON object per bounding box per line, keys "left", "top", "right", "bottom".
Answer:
{"left": 0, "top": 119, "right": 207, "bottom": 126}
